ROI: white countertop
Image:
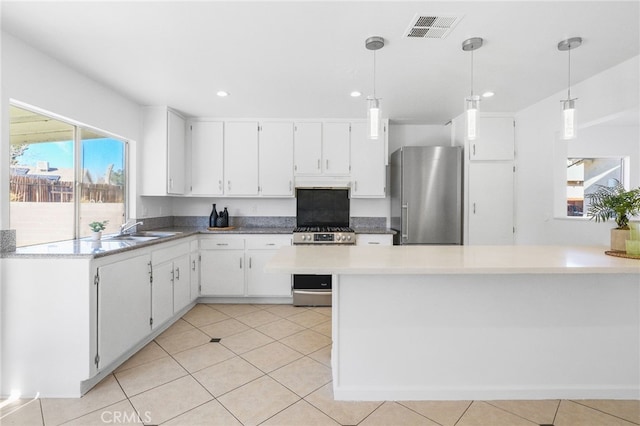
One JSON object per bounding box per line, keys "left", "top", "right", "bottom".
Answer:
{"left": 267, "top": 245, "right": 640, "bottom": 274}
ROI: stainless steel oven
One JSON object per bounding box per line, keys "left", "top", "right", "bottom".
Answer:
{"left": 292, "top": 188, "right": 355, "bottom": 306}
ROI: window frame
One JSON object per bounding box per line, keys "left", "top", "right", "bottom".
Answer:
{"left": 9, "top": 100, "right": 130, "bottom": 245}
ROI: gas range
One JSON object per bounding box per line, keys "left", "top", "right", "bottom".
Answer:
{"left": 293, "top": 226, "right": 356, "bottom": 245}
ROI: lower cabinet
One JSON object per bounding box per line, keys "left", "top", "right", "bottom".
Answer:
{"left": 96, "top": 253, "right": 152, "bottom": 369}
{"left": 190, "top": 240, "right": 200, "bottom": 302}
{"left": 200, "top": 235, "right": 292, "bottom": 297}
{"left": 356, "top": 233, "right": 393, "bottom": 246}
{"left": 151, "top": 242, "right": 192, "bottom": 329}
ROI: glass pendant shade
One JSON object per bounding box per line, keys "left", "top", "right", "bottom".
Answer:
{"left": 466, "top": 96, "right": 480, "bottom": 140}
{"left": 367, "top": 97, "right": 381, "bottom": 140}
{"left": 561, "top": 99, "right": 577, "bottom": 140}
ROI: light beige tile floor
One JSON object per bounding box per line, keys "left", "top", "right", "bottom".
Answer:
{"left": 1, "top": 303, "right": 638, "bottom": 426}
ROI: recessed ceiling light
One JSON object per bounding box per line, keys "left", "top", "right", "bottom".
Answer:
{"left": 350, "top": 91, "right": 362, "bottom": 98}
{"left": 482, "top": 91, "right": 495, "bottom": 98}
{"left": 216, "top": 91, "right": 229, "bottom": 97}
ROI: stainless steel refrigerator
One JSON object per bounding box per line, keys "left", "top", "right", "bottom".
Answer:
{"left": 390, "top": 146, "right": 462, "bottom": 245}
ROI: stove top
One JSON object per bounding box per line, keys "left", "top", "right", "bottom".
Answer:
{"left": 293, "top": 226, "right": 355, "bottom": 245}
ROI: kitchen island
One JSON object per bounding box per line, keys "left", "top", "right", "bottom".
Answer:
{"left": 267, "top": 245, "right": 640, "bottom": 401}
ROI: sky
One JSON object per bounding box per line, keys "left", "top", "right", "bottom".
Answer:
{"left": 16, "top": 138, "right": 124, "bottom": 180}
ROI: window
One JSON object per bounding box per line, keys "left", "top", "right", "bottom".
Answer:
{"left": 9, "top": 105, "right": 127, "bottom": 246}
{"left": 566, "top": 157, "right": 624, "bottom": 217}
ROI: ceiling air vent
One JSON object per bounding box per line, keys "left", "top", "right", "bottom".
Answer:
{"left": 404, "top": 14, "right": 462, "bottom": 39}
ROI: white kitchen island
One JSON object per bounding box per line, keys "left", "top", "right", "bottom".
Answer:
{"left": 267, "top": 245, "right": 640, "bottom": 401}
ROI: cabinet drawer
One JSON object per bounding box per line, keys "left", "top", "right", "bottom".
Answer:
{"left": 246, "top": 235, "right": 292, "bottom": 250}
{"left": 152, "top": 242, "right": 191, "bottom": 265}
{"left": 190, "top": 239, "right": 199, "bottom": 252}
{"left": 200, "top": 238, "right": 245, "bottom": 250}
{"left": 356, "top": 234, "right": 393, "bottom": 246}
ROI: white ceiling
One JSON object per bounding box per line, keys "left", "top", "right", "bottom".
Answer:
{"left": 1, "top": 1, "right": 639, "bottom": 124}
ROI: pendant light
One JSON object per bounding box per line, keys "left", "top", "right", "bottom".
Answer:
{"left": 365, "top": 36, "right": 384, "bottom": 140}
{"left": 558, "top": 37, "right": 582, "bottom": 140}
{"left": 462, "top": 37, "right": 483, "bottom": 141}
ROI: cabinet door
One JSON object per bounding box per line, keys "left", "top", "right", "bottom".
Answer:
{"left": 191, "top": 121, "right": 224, "bottom": 195}
{"left": 468, "top": 162, "right": 514, "bottom": 244}
{"left": 294, "top": 122, "right": 322, "bottom": 175}
{"left": 190, "top": 252, "right": 200, "bottom": 301}
{"left": 200, "top": 250, "right": 245, "bottom": 296}
{"left": 167, "top": 110, "right": 186, "bottom": 194}
{"left": 350, "top": 122, "right": 386, "bottom": 198}
{"left": 224, "top": 122, "right": 259, "bottom": 196}
{"left": 152, "top": 262, "right": 174, "bottom": 329}
{"left": 97, "top": 254, "right": 151, "bottom": 369}
{"left": 246, "top": 250, "right": 292, "bottom": 297}
{"left": 322, "top": 122, "right": 351, "bottom": 175}
{"left": 259, "top": 122, "right": 294, "bottom": 196}
{"left": 469, "top": 117, "right": 514, "bottom": 161}
{"left": 173, "top": 255, "right": 191, "bottom": 313}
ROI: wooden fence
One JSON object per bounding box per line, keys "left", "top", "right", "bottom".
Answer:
{"left": 10, "top": 176, "right": 124, "bottom": 203}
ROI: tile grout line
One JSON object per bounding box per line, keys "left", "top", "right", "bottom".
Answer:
{"left": 484, "top": 400, "right": 553, "bottom": 425}
{"left": 566, "top": 400, "right": 639, "bottom": 425}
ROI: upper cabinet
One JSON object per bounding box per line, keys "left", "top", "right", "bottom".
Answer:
{"left": 259, "top": 122, "right": 294, "bottom": 197}
{"left": 350, "top": 122, "right": 386, "bottom": 198}
{"left": 141, "top": 107, "right": 186, "bottom": 195}
{"left": 189, "top": 121, "right": 224, "bottom": 196}
{"left": 468, "top": 116, "right": 515, "bottom": 161}
{"left": 144, "top": 112, "right": 386, "bottom": 199}
{"left": 294, "top": 122, "right": 350, "bottom": 176}
{"left": 224, "top": 122, "right": 260, "bottom": 196}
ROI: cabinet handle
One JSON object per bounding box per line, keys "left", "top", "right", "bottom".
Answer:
{"left": 354, "top": 181, "right": 358, "bottom": 192}
{"left": 294, "top": 165, "right": 297, "bottom": 172}
{"left": 473, "top": 144, "right": 476, "bottom": 156}
{"left": 175, "top": 267, "right": 180, "bottom": 280}
{"left": 218, "top": 180, "right": 222, "bottom": 192}
{"left": 169, "top": 178, "right": 173, "bottom": 189}
{"left": 289, "top": 181, "right": 292, "bottom": 192}
{"left": 249, "top": 257, "right": 252, "bottom": 268}
{"left": 266, "top": 243, "right": 276, "bottom": 246}
{"left": 368, "top": 242, "right": 380, "bottom": 245}
{"left": 228, "top": 180, "right": 231, "bottom": 191}
{"left": 317, "top": 159, "right": 321, "bottom": 170}
{"left": 401, "top": 203, "right": 409, "bottom": 241}
{"left": 192, "top": 260, "right": 196, "bottom": 271}
{"left": 326, "top": 159, "right": 329, "bottom": 170}
{"left": 473, "top": 203, "right": 476, "bottom": 214}
{"left": 240, "top": 258, "right": 243, "bottom": 269}
{"left": 216, "top": 243, "right": 228, "bottom": 246}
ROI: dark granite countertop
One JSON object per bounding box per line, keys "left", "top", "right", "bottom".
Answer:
{"left": 4, "top": 226, "right": 395, "bottom": 258}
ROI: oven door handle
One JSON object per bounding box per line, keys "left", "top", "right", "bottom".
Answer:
{"left": 293, "top": 290, "right": 333, "bottom": 296}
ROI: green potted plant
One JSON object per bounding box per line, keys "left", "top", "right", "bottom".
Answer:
{"left": 88, "top": 220, "right": 108, "bottom": 241}
{"left": 585, "top": 180, "right": 640, "bottom": 251}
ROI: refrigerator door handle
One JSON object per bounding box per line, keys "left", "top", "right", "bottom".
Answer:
{"left": 402, "top": 203, "right": 409, "bottom": 241}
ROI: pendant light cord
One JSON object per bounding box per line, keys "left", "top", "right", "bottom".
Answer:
{"left": 373, "top": 49, "right": 377, "bottom": 99}
{"left": 470, "top": 49, "right": 474, "bottom": 97}
{"left": 567, "top": 47, "right": 571, "bottom": 100}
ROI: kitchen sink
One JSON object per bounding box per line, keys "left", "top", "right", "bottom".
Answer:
{"left": 103, "top": 231, "right": 181, "bottom": 242}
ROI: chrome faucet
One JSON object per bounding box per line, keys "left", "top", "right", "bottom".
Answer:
{"left": 120, "top": 220, "right": 143, "bottom": 235}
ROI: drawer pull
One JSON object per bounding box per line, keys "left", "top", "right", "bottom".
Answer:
{"left": 266, "top": 243, "right": 276, "bottom": 246}
{"left": 216, "top": 243, "right": 229, "bottom": 246}
{"left": 368, "top": 242, "right": 380, "bottom": 245}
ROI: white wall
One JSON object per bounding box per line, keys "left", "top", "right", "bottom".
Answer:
{"left": 514, "top": 56, "right": 640, "bottom": 245}
{"left": 0, "top": 32, "right": 149, "bottom": 224}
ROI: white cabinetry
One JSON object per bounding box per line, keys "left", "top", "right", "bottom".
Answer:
{"left": 200, "top": 235, "right": 292, "bottom": 298}
{"left": 141, "top": 107, "right": 186, "bottom": 195}
{"left": 294, "top": 122, "right": 350, "bottom": 176}
{"left": 468, "top": 116, "right": 514, "bottom": 161}
{"left": 259, "top": 122, "right": 294, "bottom": 196}
{"left": 224, "top": 122, "right": 259, "bottom": 196}
{"left": 189, "top": 121, "right": 224, "bottom": 195}
{"left": 151, "top": 242, "right": 192, "bottom": 329}
{"left": 350, "top": 122, "right": 386, "bottom": 198}
{"left": 468, "top": 162, "right": 515, "bottom": 245}
{"left": 322, "top": 122, "right": 351, "bottom": 175}
{"left": 356, "top": 234, "right": 393, "bottom": 246}
{"left": 453, "top": 114, "right": 516, "bottom": 245}
{"left": 200, "top": 238, "right": 245, "bottom": 296}
{"left": 246, "top": 236, "right": 292, "bottom": 297}
{"left": 97, "top": 254, "right": 151, "bottom": 369}
{"left": 190, "top": 240, "right": 200, "bottom": 301}
{"left": 294, "top": 122, "right": 323, "bottom": 175}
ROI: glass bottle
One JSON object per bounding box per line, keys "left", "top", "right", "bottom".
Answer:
{"left": 222, "top": 207, "right": 229, "bottom": 227}
{"left": 209, "top": 204, "right": 218, "bottom": 228}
